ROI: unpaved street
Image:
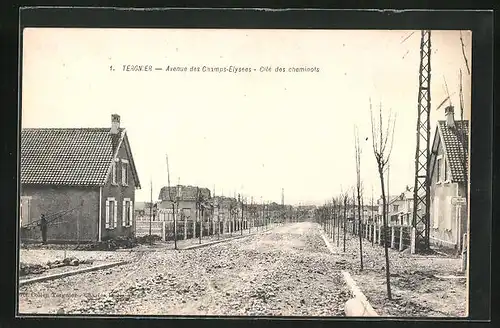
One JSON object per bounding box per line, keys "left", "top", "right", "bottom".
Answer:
{"left": 19, "top": 222, "right": 350, "bottom": 316}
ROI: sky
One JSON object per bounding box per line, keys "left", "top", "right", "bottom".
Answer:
{"left": 21, "top": 28, "right": 472, "bottom": 206}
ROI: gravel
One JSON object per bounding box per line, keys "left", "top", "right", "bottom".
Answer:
{"left": 325, "top": 229, "right": 467, "bottom": 317}
{"left": 19, "top": 222, "right": 350, "bottom": 316}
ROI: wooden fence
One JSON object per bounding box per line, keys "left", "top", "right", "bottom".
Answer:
{"left": 136, "top": 215, "right": 275, "bottom": 242}
{"left": 322, "top": 217, "right": 417, "bottom": 253}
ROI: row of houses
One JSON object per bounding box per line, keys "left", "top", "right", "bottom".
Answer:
{"left": 19, "top": 114, "right": 289, "bottom": 243}
{"left": 373, "top": 106, "right": 469, "bottom": 250}
{"left": 329, "top": 106, "right": 468, "bottom": 251}
{"left": 19, "top": 106, "right": 468, "bottom": 250}
{"left": 136, "top": 187, "right": 289, "bottom": 227}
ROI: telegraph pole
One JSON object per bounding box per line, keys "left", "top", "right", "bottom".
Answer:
{"left": 412, "top": 30, "right": 432, "bottom": 253}
{"left": 149, "top": 177, "right": 153, "bottom": 243}
{"left": 281, "top": 188, "right": 285, "bottom": 224}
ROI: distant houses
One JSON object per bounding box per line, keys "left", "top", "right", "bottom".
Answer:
{"left": 156, "top": 185, "right": 213, "bottom": 239}
{"left": 20, "top": 114, "right": 141, "bottom": 243}
{"left": 429, "top": 106, "right": 469, "bottom": 250}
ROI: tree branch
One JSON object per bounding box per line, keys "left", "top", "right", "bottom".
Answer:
{"left": 460, "top": 31, "right": 471, "bottom": 76}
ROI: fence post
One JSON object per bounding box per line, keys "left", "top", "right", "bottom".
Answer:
{"left": 184, "top": 217, "right": 187, "bottom": 240}
{"left": 399, "top": 226, "right": 404, "bottom": 251}
{"left": 391, "top": 226, "right": 395, "bottom": 249}
{"left": 461, "top": 233, "right": 467, "bottom": 273}
{"left": 377, "top": 224, "right": 381, "bottom": 244}
{"left": 410, "top": 226, "right": 416, "bottom": 254}
{"left": 193, "top": 216, "right": 196, "bottom": 239}
{"left": 162, "top": 221, "right": 166, "bottom": 241}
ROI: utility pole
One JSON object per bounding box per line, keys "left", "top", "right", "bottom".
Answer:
{"left": 372, "top": 185, "right": 375, "bottom": 246}
{"left": 250, "top": 196, "right": 253, "bottom": 234}
{"left": 198, "top": 187, "right": 202, "bottom": 244}
{"left": 166, "top": 155, "right": 177, "bottom": 250}
{"left": 412, "top": 30, "right": 432, "bottom": 253}
{"left": 261, "top": 197, "right": 264, "bottom": 231}
{"left": 281, "top": 188, "right": 285, "bottom": 224}
{"left": 238, "top": 194, "right": 243, "bottom": 236}
{"left": 149, "top": 177, "right": 153, "bottom": 243}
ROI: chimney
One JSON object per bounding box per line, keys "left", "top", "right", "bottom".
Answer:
{"left": 445, "top": 106, "right": 455, "bottom": 128}
{"left": 110, "top": 114, "right": 120, "bottom": 134}
{"left": 110, "top": 114, "right": 121, "bottom": 153}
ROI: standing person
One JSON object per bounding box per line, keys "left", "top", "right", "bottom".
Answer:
{"left": 39, "top": 214, "right": 47, "bottom": 245}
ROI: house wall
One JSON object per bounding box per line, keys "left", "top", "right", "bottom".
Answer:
{"left": 20, "top": 185, "right": 99, "bottom": 243}
{"left": 429, "top": 139, "right": 467, "bottom": 249}
{"left": 100, "top": 140, "right": 136, "bottom": 240}
{"left": 158, "top": 200, "right": 198, "bottom": 220}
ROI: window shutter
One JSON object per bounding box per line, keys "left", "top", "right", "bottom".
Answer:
{"left": 114, "top": 201, "right": 118, "bottom": 228}
{"left": 122, "top": 201, "right": 126, "bottom": 227}
{"left": 433, "top": 197, "right": 439, "bottom": 229}
{"left": 105, "top": 200, "right": 110, "bottom": 228}
{"left": 129, "top": 201, "right": 133, "bottom": 226}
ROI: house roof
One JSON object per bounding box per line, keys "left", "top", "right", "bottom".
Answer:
{"left": 434, "top": 120, "right": 469, "bottom": 183}
{"left": 158, "top": 185, "right": 211, "bottom": 201}
{"left": 21, "top": 128, "right": 141, "bottom": 187}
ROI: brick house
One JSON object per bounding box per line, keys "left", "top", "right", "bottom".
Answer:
{"left": 429, "top": 106, "right": 469, "bottom": 250}
{"left": 20, "top": 114, "right": 141, "bottom": 243}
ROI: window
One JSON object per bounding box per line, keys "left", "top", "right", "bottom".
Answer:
{"left": 111, "top": 159, "right": 118, "bottom": 185}
{"left": 121, "top": 159, "right": 129, "bottom": 186}
{"left": 106, "top": 197, "right": 117, "bottom": 229}
{"left": 393, "top": 205, "right": 399, "bottom": 212}
{"left": 436, "top": 157, "right": 442, "bottom": 182}
{"left": 122, "top": 198, "right": 133, "bottom": 227}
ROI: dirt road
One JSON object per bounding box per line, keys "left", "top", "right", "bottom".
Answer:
{"left": 19, "top": 222, "right": 350, "bottom": 316}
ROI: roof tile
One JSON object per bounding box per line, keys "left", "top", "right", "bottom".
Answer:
{"left": 21, "top": 128, "right": 122, "bottom": 186}
{"left": 438, "top": 120, "right": 469, "bottom": 183}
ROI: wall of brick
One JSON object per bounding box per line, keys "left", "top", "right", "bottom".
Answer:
{"left": 20, "top": 185, "right": 99, "bottom": 242}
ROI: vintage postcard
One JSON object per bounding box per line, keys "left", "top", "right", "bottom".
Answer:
{"left": 18, "top": 26, "right": 471, "bottom": 318}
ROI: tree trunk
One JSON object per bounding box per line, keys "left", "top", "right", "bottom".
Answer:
{"left": 378, "top": 166, "right": 392, "bottom": 299}
{"left": 343, "top": 198, "right": 347, "bottom": 253}
{"left": 357, "top": 189, "right": 364, "bottom": 271}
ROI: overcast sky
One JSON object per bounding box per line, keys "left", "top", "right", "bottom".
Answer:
{"left": 22, "top": 28, "right": 471, "bottom": 205}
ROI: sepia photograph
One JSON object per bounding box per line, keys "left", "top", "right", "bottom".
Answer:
{"left": 18, "top": 26, "right": 471, "bottom": 318}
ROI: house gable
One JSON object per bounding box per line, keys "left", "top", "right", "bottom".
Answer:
{"left": 429, "top": 121, "right": 469, "bottom": 184}
{"left": 103, "top": 130, "right": 141, "bottom": 189}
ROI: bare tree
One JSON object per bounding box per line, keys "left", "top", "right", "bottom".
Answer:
{"left": 337, "top": 196, "right": 341, "bottom": 247}
{"left": 354, "top": 125, "right": 364, "bottom": 270}
{"left": 459, "top": 32, "right": 471, "bottom": 75}
{"left": 369, "top": 98, "right": 397, "bottom": 300}
{"left": 331, "top": 198, "right": 337, "bottom": 242}
{"left": 341, "top": 189, "right": 349, "bottom": 253}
